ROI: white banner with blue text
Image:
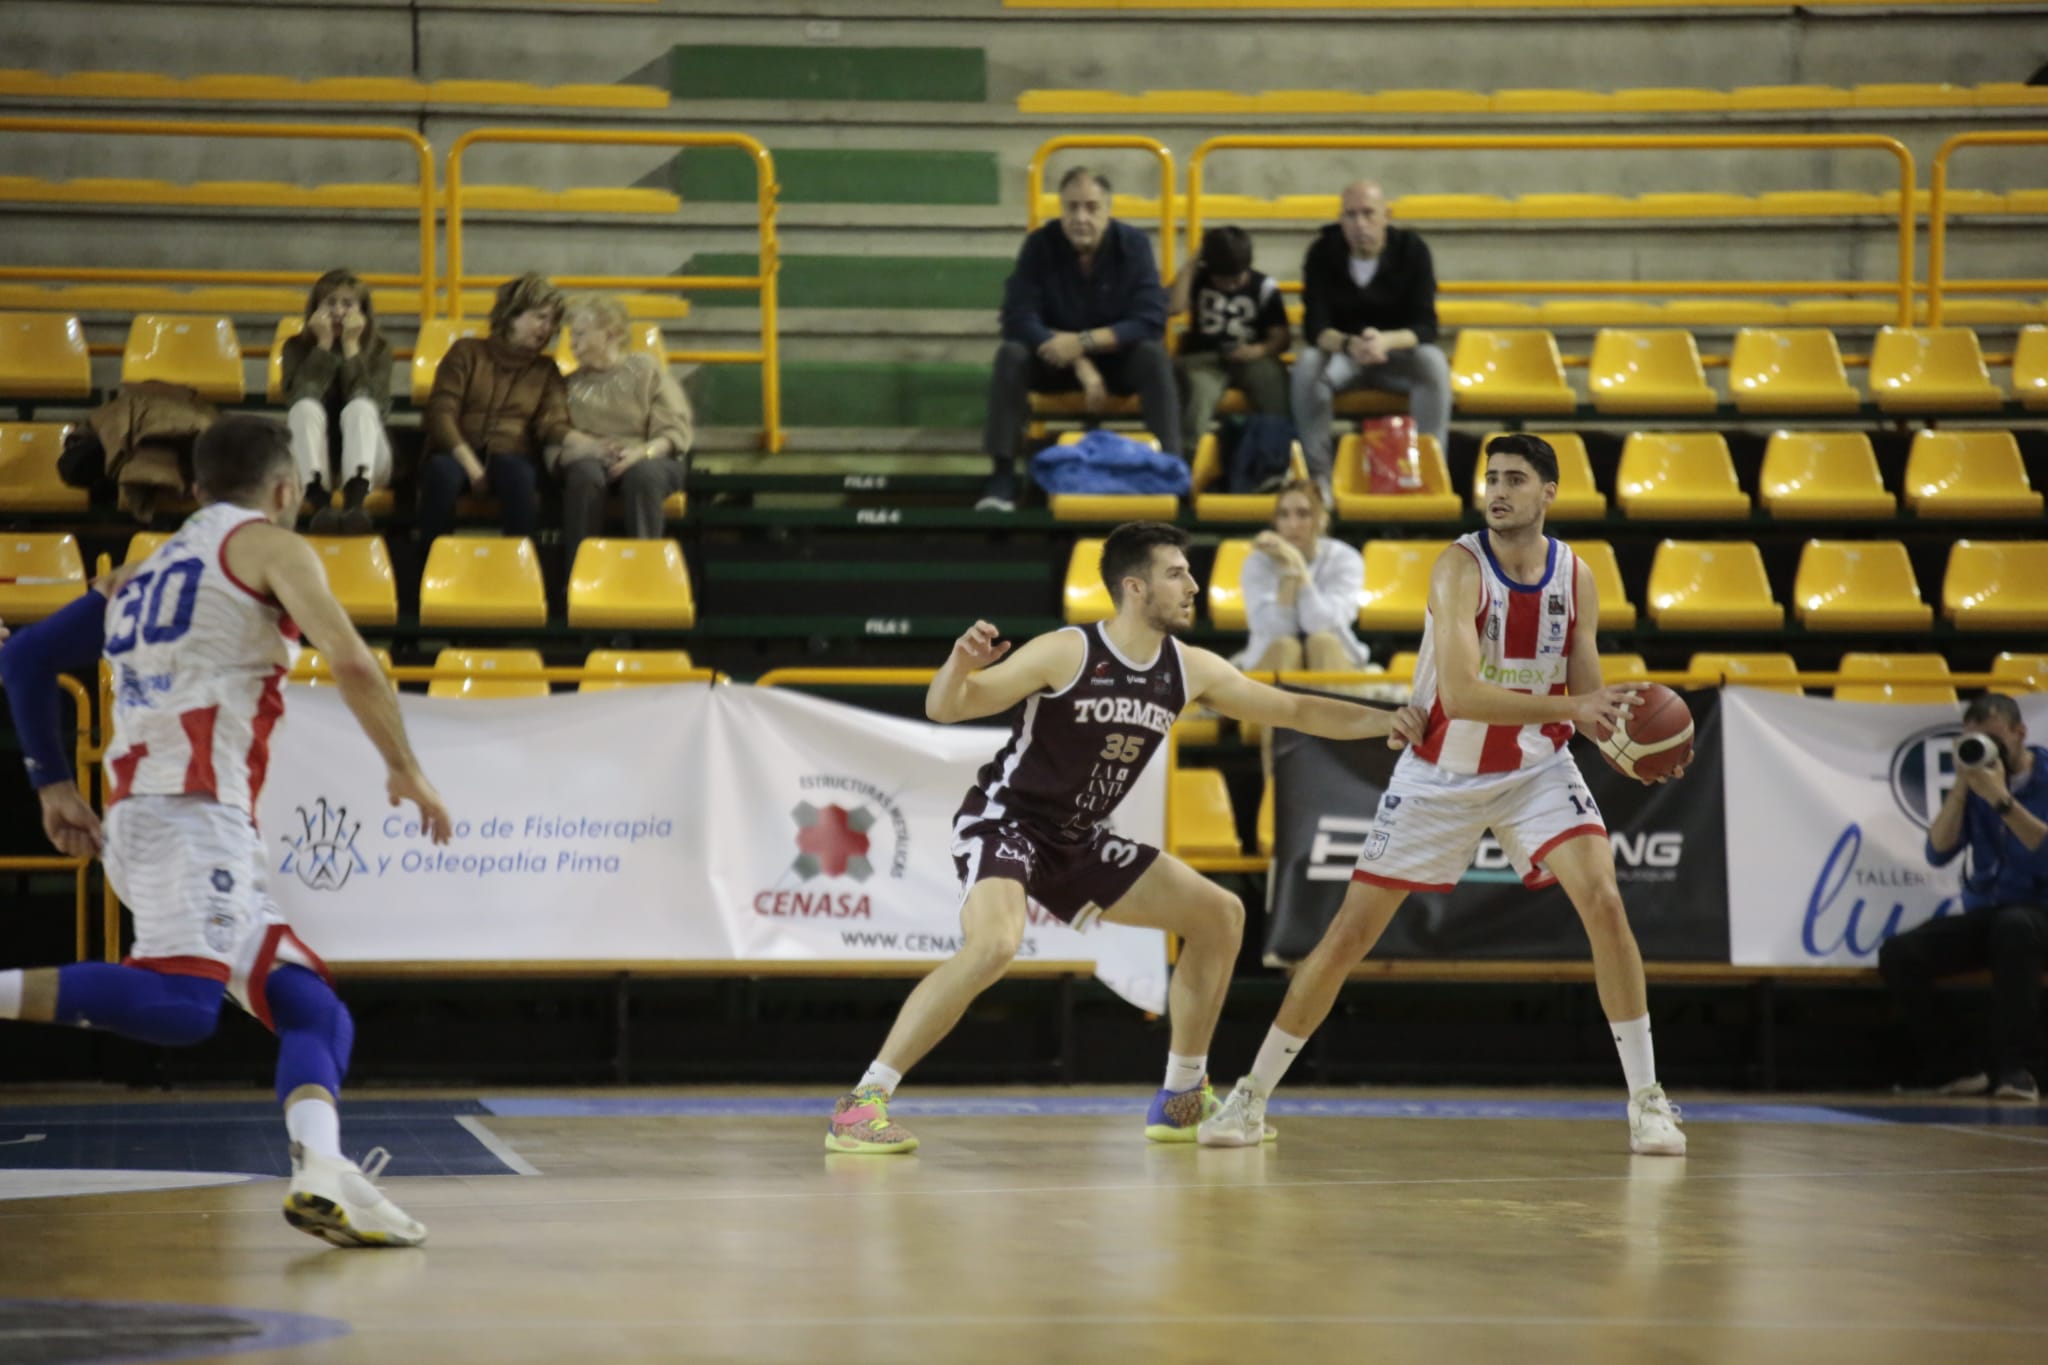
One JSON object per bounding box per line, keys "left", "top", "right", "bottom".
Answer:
{"left": 252, "top": 684, "right": 1168, "bottom": 1011}
{"left": 1723, "top": 688, "right": 2048, "bottom": 966}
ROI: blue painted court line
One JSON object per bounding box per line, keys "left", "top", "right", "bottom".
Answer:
{"left": 481, "top": 1095, "right": 2048, "bottom": 1126}
{"left": 0, "top": 1100, "right": 520, "bottom": 1178}
{"left": 0, "top": 1299, "right": 349, "bottom": 1365}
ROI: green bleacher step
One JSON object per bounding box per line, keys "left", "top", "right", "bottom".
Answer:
{"left": 675, "top": 148, "right": 999, "bottom": 205}
{"left": 688, "top": 254, "right": 1011, "bottom": 311}
{"left": 697, "top": 360, "right": 989, "bottom": 428}
{"left": 671, "top": 45, "right": 986, "bottom": 103}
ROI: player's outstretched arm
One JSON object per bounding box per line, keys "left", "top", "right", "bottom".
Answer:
{"left": 926, "top": 621, "right": 1084, "bottom": 724}
{"left": 0, "top": 593, "right": 112, "bottom": 855}
{"left": 1430, "top": 548, "right": 1635, "bottom": 736}
{"left": 1181, "top": 645, "right": 1425, "bottom": 748}
{"left": 235, "top": 527, "right": 453, "bottom": 845}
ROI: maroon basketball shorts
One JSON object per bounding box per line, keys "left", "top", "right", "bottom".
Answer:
{"left": 950, "top": 812, "right": 1159, "bottom": 929}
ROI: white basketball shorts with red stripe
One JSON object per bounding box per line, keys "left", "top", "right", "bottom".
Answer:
{"left": 1351, "top": 749, "right": 1608, "bottom": 894}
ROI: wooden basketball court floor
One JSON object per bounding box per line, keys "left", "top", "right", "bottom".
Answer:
{"left": 3, "top": 1086, "right": 2046, "bottom": 1365}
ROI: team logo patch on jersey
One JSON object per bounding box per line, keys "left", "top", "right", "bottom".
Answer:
{"left": 279, "top": 797, "right": 368, "bottom": 891}
{"left": 1361, "top": 831, "right": 1390, "bottom": 861}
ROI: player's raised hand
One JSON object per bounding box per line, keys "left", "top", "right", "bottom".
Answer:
{"left": 37, "top": 782, "right": 102, "bottom": 858}
{"left": 1388, "top": 704, "right": 1428, "bottom": 750}
{"left": 388, "top": 766, "right": 454, "bottom": 845}
{"left": 954, "top": 620, "right": 1012, "bottom": 670}
{"left": 1570, "top": 684, "right": 1642, "bottom": 743}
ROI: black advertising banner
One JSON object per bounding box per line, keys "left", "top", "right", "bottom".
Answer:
{"left": 1266, "top": 691, "right": 1729, "bottom": 963}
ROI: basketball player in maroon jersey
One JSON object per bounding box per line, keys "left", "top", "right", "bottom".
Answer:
{"left": 1200, "top": 434, "right": 1689, "bottom": 1155}
{"left": 828, "top": 521, "right": 1425, "bottom": 1152}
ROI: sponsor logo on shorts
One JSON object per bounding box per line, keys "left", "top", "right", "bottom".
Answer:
{"left": 996, "top": 840, "right": 1029, "bottom": 864}
{"left": 1361, "top": 831, "right": 1389, "bottom": 862}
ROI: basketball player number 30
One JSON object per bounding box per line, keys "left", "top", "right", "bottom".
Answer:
{"left": 105, "top": 557, "right": 205, "bottom": 656}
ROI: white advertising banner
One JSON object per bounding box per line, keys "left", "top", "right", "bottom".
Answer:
{"left": 1723, "top": 688, "right": 2048, "bottom": 966}
{"left": 253, "top": 685, "right": 1168, "bottom": 1010}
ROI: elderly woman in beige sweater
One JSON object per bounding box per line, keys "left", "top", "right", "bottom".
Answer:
{"left": 555, "top": 294, "right": 693, "bottom": 567}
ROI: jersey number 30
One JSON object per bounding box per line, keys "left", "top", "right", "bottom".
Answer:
{"left": 105, "top": 557, "right": 204, "bottom": 656}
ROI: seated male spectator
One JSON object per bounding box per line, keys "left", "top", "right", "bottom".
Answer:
{"left": 555, "top": 293, "right": 693, "bottom": 571}
{"left": 280, "top": 267, "right": 393, "bottom": 533}
{"left": 1881, "top": 693, "right": 2048, "bottom": 1101}
{"left": 977, "top": 167, "right": 1174, "bottom": 512}
{"left": 1290, "top": 181, "right": 1449, "bottom": 495}
{"left": 417, "top": 274, "right": 606, "bottom": 546}
{"left": 1170, "top": 225, "right": 1291, "bottom": 450}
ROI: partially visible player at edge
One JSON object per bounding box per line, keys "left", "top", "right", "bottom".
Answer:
{"left": 0, "top": 415, "right": 454, "bottom": 1246}
{"left": 828, "top": 520, "right": 1427, "bottom": 1153}
{"left": 1199, "top": 433, "right": 1691, "bottom": 1156}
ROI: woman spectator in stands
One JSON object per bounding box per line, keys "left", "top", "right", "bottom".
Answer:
{"left": 280, "top": 268, "right": 393, "bottom": 533}
{"left": 1236, "top": 478, "right": 1369, "bottom": 678}
{"left": 418, "top": 273, "right": 606, "bottom": 546}
{"left": 554, "top": 294, "right": 692, "bottom": 570}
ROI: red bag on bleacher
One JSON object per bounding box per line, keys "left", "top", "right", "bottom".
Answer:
{"left": 1361, "top": 416, "right": 1423, "bottom": 494}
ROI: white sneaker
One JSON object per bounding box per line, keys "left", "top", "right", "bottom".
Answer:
{"left": 1628, "top": 1085, "right": 1687, "bottom": 1156}
{"left": 1196, "top": 1077, "right": 1277, "bottom": 1147}
{"left": 285, "top": 1144, "right": 429, "bottom": 1248}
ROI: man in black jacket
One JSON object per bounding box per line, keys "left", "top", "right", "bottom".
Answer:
{"left": 978, "top": 167, "right": 1176, "bottom": 512}
{"left": 1289, "top": 181, "right": 1450, "bottom": 492}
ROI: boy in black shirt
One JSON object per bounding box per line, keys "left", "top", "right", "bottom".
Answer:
{"left": 1170, "top": 226, "right": 1292, "bottom": 451}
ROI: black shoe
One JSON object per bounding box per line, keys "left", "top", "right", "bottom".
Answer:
{"left": 1992, "top": 1070, "right": 2039, "bottom": 1102}
{"left": 974, "top": 469, "right": 1016, "bottom": 513}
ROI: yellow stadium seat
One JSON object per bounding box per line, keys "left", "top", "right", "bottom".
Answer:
{"left": 1834, "top": 653, "right": 1956, "bottom": 704}
{"left": 1207, "top": 539, "right": 1253, "bottom": 631}
{"left": 1471, "top": 432, "right": 1606, "bottom": 521}
{"left": 122, "top": 532, "right": 171, "bottom": 566}
{"left": 428, "top": 648, "right": 549, "bottom": 700}
{"left": 1792, "top": 540, "right": 1932, "bottom": 632}
{"left": 1450, "top": 331, "right": 1576, "bottom": 415}
{"left": 1647, "top": 541, "right": 1784, "bottom": 631}
{"left": 121, "top": 315, "right": 244, "bottom": 402}
{"left": 1331, "top": 389, "right": 1410, "bottom": 420}
{"left": 1729, "top": 86, "right": 1854, "bottom": 112}
{"left": 0, "top": 533, "right": 86, "bottom": 622}
{"left": 1568, "top": 540, "right": 1638, "bottom": 630}
{"left": 410, "top": 318, "right": 490, "bottom": 406}
{"left": 1333, "top": 432, "right": 1462, "bottom": 523}
{"left": 1610, "top": 88, "right": 1731, "bottom": 113}
{"left": 1688, "top": 652, "right": 1803, "bottom": 694}
{"left": 304, "top": 536, "right": 398, "bottom": 627}
{"left": 1756, "top": 191, "right": 1886, "bottom": 216}
{"left": 298, "top": 77, "right": 430, "bottom": 103}
{"left": 555, "top": 320, "right": 668, "bottom": 378}
{"left": 1169, "top": 768, "right": 1241, "bottom": 860}
{"left": 266, "top": 316, "right": 304, "bottom": 404}
{"left": 1516, "top": 193, "right": 1632, "bottom": 220}
{"left": 567, "top": 538, "right": 696, "bottom": 630}
{"left": 578, "top": 649, "right": 697, "bottom": 692}
{"left": 1943, "top": 540, "right": 2048, "bottom": 631}
{"left": 289, "top": 647, "right": 394, "bottom": 689}
{"left": 1588, "top": 331, "right": 1717, "bottom": 415}
{"left": 179, "top": 74, "right": 304, "bottom": 102}
{"left": 1869, "top": 327, "right": 2004, "bottom": 413}
{"left": 1187, "top": 432, "right": 1309, "bottom": 522}
{"left": 0, "top": 313, "right": 93, "bottom": 400}
{"left": 1853, "top": 83, "right": 1975, "bottom": 109}
{"left": 1064, "top": 539, "right": 1113, "bottom": 624}
{"left": 1727, "top": 329, "right": 1860, "bottom": 414}
{"left": 1382, "top": 650, "right": 1420, "bottom": 682}
{"left": 1600, "top": 654, "right": 1650, "bottom": 682}
{"left": 1990, "top": 653, "right": 2048, "bottom": 694}
{"left": 1904, "top": 430, "right": 2042, "bottom": 519}
{"left": 2014, "top": 327, "right": 2048, "bottom": 411}
{"left": 1615, "top": 432, "right": 1750, "bottom": 520}
{"left": 0, "top": 424, "right": 87, "bottom": 512}
{"left": 1973, "top": 83, "right": 2048, "bottom": 109}
{"left": 419, "top": 537, "right": 547, "bottom": 628}
{"left": 1491, "top": 89, "right": 1611, "bottom": 115}
{"left": 1172, "top": 707, "right": 1221, "bottom": 748}
{"left": 1758, "top": 432, "right": 1896, "bottom": 520}
{"left": 1356, "top": 540, "right": 1447, "bottom": 632}
{"left": 1373, "top": 89, "right": 1491, "bottom": 115}
{"left": 1257, "top": 777, "right": 1274, "bottom": 858}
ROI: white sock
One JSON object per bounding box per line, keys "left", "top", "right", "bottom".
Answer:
{"left": 1248, "top": 1026, "right": 1308, "bottom": 1098}
{"left": 1163, "top": 1053, "right": 1206, "bottom": 1093}
{"left": 285, "top": 1096, "right": 343, "bottom": 1160}
{"left": 857, "top": 1061, "right": 902, "bottom": 1096}
{"left": 0, "top": 971, "right": 22, "bottom": 1020}
{"left": 1612, "top": 1015, "right": 1657, "bottom": 1097}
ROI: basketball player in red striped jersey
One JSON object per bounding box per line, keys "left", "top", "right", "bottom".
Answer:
{"left": 1201, "top": 434, "right": 1690, "bottom": 1155}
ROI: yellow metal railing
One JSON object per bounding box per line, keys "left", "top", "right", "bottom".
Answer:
{"left": 1026, "top": 136, "right": 1177, "bottom": 282}
{"left": 1927, "top": 130, "right": 2048, "bottom": 329}
{"left": 1184, "top": 133, "right": 1918, "bottom": 327}
{"left": 446, "top": 129, "right": 784, "bottom": 452}
{"left": 0, "top": 117, "right": 437, "bottom": 319}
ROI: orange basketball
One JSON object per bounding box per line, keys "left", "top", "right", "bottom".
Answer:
{"left": 1597, "top": 683, "right": 1694, "bottom": 783}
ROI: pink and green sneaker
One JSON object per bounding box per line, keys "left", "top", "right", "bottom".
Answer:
{"left": 826, "top": 1084, "right": 920, "bottom": 1154}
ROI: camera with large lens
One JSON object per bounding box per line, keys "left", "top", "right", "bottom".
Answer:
{"left": 1955, "top": 732, "right": 1998, "bottom": 769}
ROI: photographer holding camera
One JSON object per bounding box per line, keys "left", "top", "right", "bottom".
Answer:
{"left": 1881, "top": 693, "right": 2048, "bottom": 1101}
